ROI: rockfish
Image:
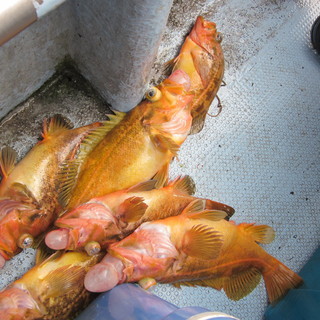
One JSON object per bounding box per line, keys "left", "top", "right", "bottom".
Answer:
{"left": 169, "top": 16, "right": 224, "bottom": 134}
{"left": 59, "top": 71, "right": 193, "bottom": 211}
{"left": 0, "top": 115, "right": 104, "bottom": 267}
{"left": 85, "top": 200, "right": 303, "bottom": 303}
{"left": 45, "top": 176, "right": 235, "bottom": 253}
{"left": 0, "top": 251, "right": 102, "bottom": 320}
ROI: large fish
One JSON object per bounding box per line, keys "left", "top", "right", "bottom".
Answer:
{"left": 45, "top": 176, "right": 235, "bottom": 253}
{"left": 168, "top": 16, "right": 224, "bottom": 134}
{"left": 0, "top": 251, "right": 103, "bottom": 320}
{"left": 84, "top": 200, "right": 303, "bottom": 303}
{"left": 0, "top": 115, "right": 104, "bottom": 267}
{"left": 59, "top": 71, "right": 193, "bottom": 211}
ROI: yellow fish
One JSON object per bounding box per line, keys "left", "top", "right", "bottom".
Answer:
{"left": 168, "top": 16, "right": 224, "bottom": 134}
{"left": 0, "top": 251, "right": 102, "bottom": 320}
{"left": 45, "top": 176, "right": 234, "bottom": 253}
{"left": 85, "top": 200, "right": 302, "bottom": 303}
{"left": 0, "top": 115, "right": 104, "bottom": 267}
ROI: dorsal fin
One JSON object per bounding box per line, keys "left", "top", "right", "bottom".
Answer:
{"left": 0, "top": 146, "right": 17, "bottom": 179}
{"left": 223, "top": 267, "right": 262, "bottom": 301}
{"left": 127, "top": 180, "right": 157, "bottom": 193}
{"left": 42, "top": 114, "right": 73, "bottom": 139}
{"left": 167, "top": 175, "right": 196, "bottom": 195}
{"left": 152, "top": 163, "right": 169, "bottom": 189}
{"left": 181, "top": 199, "right": 205, "bottom": 215}
{"left": 239, "top": 223, "right": 275, "bottom": 244}
{"left": 181, "top": 224, "right": 223, "bottom": 260}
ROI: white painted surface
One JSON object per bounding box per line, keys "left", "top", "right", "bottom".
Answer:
{"left": 32, "top": 0, "right": 67, "bottom": 18}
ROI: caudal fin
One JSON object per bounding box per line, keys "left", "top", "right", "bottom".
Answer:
{"left": 263, "top": 261, "right": 303, "bottom": 303}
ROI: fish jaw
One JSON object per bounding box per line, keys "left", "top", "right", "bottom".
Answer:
{"left": 46, "top": 201, "right": 121, "bottom": 251}
{"left": 189, "top": 16, "right": 221, "bottom": 57}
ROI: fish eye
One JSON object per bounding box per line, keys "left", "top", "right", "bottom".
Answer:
{"left": 216, "top": 32, "right": 223, "bottom": 43}
{"left": 145, "top": 87, "right": 162, "bottom": 102}
{"left": 17, "top": 233, "right": 34, "bottom": 249}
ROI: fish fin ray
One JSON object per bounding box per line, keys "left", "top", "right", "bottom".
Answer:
{"left": 35, "top": 239, "right": 56, "bottom": 264}
{"left": 152, "top": 163, "right": 169, "bottom": 189}
{"left": 181, "top": 224, "right": 223, "bottom": 260}
{"left": 188, "top": 209, "right": 227, "bottom": 221}
{"left": 42, "top": 114, "right": 73, "bottom": 139}
{"left": 118, "top": 196, "right": 148, "bottom": 223}
{"left": 168, "top": 175, "right": 196, "bottom": 195}
{"left": 58, "top": 159, "right": 82, "bottom": 208}
{"left": 42, "top": 265, "right": 86, "bottom": 297}
{"left": 263, "top": 262, "right": 303, "bottom": 303}
{"left": 223, "top": 267, "right": 262, "bottom": 301}
{"left": 151, "top": 131, "right": 180, "bottom": 156}
{"left": 172, "top": 278, "right": 223, "bottom": 290}
{"left": 181, "top": 199, "right": 205, "bottom": 215}
{"left": 0, "top": 146, "right": 17, "bottom": 179}
{"left": 126, "top": 180, "right": 157, "bottom": 193}
{"left": 205, "top": 199, "right": 235, "bottom": 219}
{"left": 11, "top": 183, "right": 39, "bottom": 206}
{"left": 240, "top": 223, "right": 275, "bottom": 244}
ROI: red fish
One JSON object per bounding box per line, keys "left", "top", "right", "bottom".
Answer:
{"left": 45, "top": 176, "right": 234, "bottom": 253}
{"left": 0, "top": 116, "right": 104, "bottom": 267}
{"left": 84, "top": 200, "right": 303, "bottom": 303}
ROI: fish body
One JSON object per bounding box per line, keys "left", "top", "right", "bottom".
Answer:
{"left": 170, "top": 16, "right": 224, "bottom": 134}
{"left": 45, "top": 176, "right": 234, "bottom": 252}
{"left": 0, "top": 251, "right": 102, "bottom": 320}
{"left": 61, "top": 74, "right": 193, "bottom": 210}
{"left": 0, "top": 116, "right": 103, "bottom": 266}
{"left": 85, "top": 201, "right": 302, "bottom": 303}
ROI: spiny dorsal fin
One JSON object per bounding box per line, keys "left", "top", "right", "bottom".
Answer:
{"left": 42, "top": 114, "right": 73, "bottom": 139}
{"left": 188, "top": 209, "right": 227, "bottom": 221}
{"left": 58, "top": 159, "right": 81, "bottom": 208}
{"left": 181, "top": 224, "right": 223, "bottom": 260}
{"left": 223, "top": 267, "right": 262, "bottom": 301}
{"left": 181, "top": 199, "right": 205, "bottom": 215}
{"left": 127, "top": 180, "right": 157, "bottom": 193}
{"left": 239, "top": 223, "right": 275, "bottom": 244}
{"left": 118, "top": 196, "right": 148, "bottom": 223}
{"left": 168, "top": 175, "right": 196, "bottom": 195}
{"left": 42, "top": 265, "right": 86, "bottom": 297}
{"left": 0, "top": 146, "right": 17, "bottom": 179}
{"left": 152, "top": 162, "right": 169, "bottom": 189}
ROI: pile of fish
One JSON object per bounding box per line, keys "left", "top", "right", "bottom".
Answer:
{"left": 0, "top": 16, "right": 302, "bottom": 320}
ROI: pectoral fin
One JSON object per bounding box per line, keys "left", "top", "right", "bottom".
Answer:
{"left": 138, "top": 277, "right": 157, "bottom": 289}
{"left": 152, "top": 163, "right": 169, "bottom": 189}
{"left": 0, "top": 146, "right": 17, "bottom": 179}
{"left": 118, "top": 197, "right": 148, "bottom": 223}
{"left": 181, "top": 224, "right": 223, "bottom": 260}
{"left": 240, "top": 223, "right": 275, "bottom": 244}
{"left": 188, "top": 209, "right": 227, "bottom": 221}
{"left": 172, "top": 278, "right": 223, "bottom": 290}
{"left": 151, "top": 131, "right": 180, "bottom": 156}
{"left": 181, "top": 199, "right": 205, "bottom": 215}
{"left": 168, "top": 175, "right": 196, "bottom": 195}
{"left": 42, "top": 265, "right": 86, "bottom": 297}
{"left": 127, "top": 180, "right": 157, "bottom": 193}
{"left": 11, "top": 182, "right": 39, "bottom": 206}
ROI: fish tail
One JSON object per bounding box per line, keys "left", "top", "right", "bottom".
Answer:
{"left": 263, "top": 260, "right": 303, "bottom": 303}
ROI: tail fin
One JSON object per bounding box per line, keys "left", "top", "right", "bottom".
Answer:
{"left": 263, "top": 261, "right": 303, "bottom": 303}
{"left": 205, "top": 199, "right": 235, "bottom": 219}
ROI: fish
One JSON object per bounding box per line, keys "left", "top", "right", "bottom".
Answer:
{"left": 84, "top": 200, "right": 303, "bottom": 303}
{"left": 0, "top": 250, "right": 103, "bottom": 320}
{"left": 45, "top": 176, "right": 235, "bottom": 253}
{"left": 168, "top": 16, "right": 224, "bottom": 134}
{"left": 0, "top": 115, "right": 105, "bottom": 267}
{"left": 59, "top": 70, "right": 194, "bottom": 211}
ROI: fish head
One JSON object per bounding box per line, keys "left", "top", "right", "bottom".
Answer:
{"left": 189, "top": 16, "right": 223, "bottom": 57}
